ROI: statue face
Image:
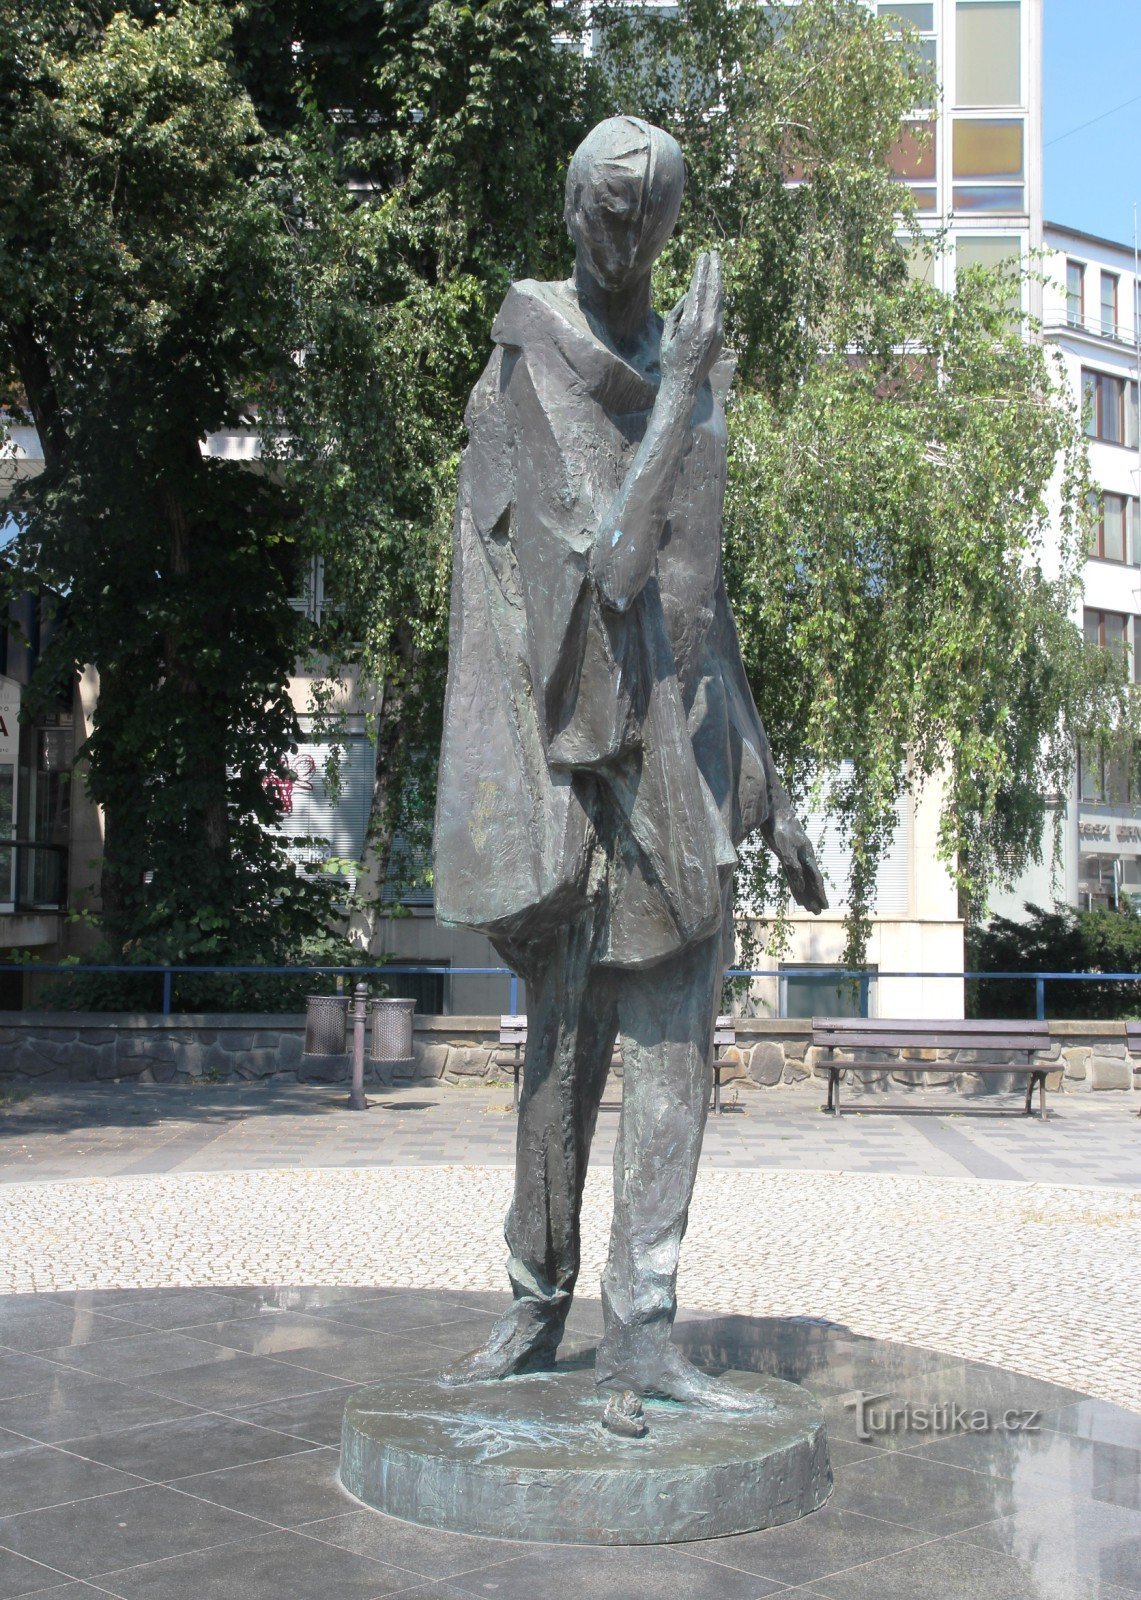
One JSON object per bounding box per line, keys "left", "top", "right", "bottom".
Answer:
{"left": 565, "top": 118, "right": 684, "bottom": 291}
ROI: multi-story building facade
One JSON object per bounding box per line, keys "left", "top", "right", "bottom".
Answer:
{"left": 991, "top": 224, "right": 1141, "bottom": 919}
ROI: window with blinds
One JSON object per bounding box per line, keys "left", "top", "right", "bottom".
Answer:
{"left": 803, "top": 791, "right": 913, "bottom": 915}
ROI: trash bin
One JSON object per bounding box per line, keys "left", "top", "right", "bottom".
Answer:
{"left": 370, "top": 997, "right": 416, "bottom": 1066}
{"left": 304, "top": 994, "right": 348, "bottom": 1056}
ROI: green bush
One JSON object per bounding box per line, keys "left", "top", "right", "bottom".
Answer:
{"left": 968, "top": 903, "right": 1141, "bottom": 1019}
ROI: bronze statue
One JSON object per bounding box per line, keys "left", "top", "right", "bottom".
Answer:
{"left": 434, "top": 116, "right": 827, "bottom": 1410}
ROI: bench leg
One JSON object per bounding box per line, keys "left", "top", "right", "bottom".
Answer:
{"left": 1023, "top": 1073, "right": 1034, "bottom": 1117}
{"left": 713, "top": 1062, "right": 722, "bottom": 1116}
{"left": 1039, "top": 1072, "right": 1048, "bottom": 1121}
{"left": 513, "top": 1048, "right": 521, "bottom": 1113}
{"left": 823, "top": 1067, "right": 834, "bottom": 1114}
{"left": 833, "top": 1069, "right": 841, "bottom": 1116}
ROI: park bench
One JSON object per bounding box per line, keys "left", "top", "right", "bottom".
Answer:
{"left": 812, "top": 1017, "right": 1054, "bottom": 1119}
{"left": 498, "top": 1014, "right": 738, "bottom": 1114}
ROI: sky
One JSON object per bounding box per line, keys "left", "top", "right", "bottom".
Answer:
{"left": 1043, "top": 0, "right": 1141, "bottom": 246}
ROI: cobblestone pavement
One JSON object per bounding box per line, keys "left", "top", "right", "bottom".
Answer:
{"left": 2, "top": 1079, "right": 1139, "bottom": 1185}
{"left": 1, "top": 1164, "right": 1138, "bottom": 1413}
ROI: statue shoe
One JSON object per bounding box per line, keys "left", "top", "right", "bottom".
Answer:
{"left": 596, "top": 1343, "right": 772, "bottom": 1413}
{"left": 439, "top": 1309, "right": 562, "bottom": 1386}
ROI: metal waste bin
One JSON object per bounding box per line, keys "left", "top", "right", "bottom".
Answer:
{"left": 304, "top": 994, "right": 348, "bottom": 1056}
{"left": 370, "top": 997, "right": 416, "bottom": 1066}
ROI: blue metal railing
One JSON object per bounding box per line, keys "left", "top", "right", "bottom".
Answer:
{"left": 1, "top": 960, "right": 1141, "bottom": 1020}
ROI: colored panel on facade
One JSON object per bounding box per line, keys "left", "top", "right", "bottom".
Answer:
{"left": 952, "top": 185, "right": 1025, "bottom": 214}
{"left": 889, "top": 120, "right": 936, "bottom": 180}
{"left": 953, "top": 118, "right": 1024, "bottom": 180}
{"left": 956, "top": 2, "right": 1021, "bottom": 107}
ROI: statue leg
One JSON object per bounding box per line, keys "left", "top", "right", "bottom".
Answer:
{"left": 595, "top": 921, "right": 762, "bottom": 1412}
{"left": 443, "top": 912, "right": 617, "bottom": 1385}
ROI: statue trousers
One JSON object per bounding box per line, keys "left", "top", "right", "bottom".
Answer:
{"left": 495, "top": 883, "right": 728, "bottom": 1373}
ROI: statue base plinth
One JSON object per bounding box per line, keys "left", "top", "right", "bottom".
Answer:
{"left": 338, "top": 1366, "right": 832, "bottom": 1546}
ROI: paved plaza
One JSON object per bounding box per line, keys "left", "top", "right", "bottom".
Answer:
{"left": 0, "top": 1080, "right": 1138, "bottom": 1596}
{"left": 2, "top": 1079, "right": 1138, "bottom": 1186}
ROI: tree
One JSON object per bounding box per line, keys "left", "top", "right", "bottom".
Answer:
{"left": 969, "top": 903, "right": 1141, "bottom": 1020}
{"left": 0, "top": 1, "right": 342, "bottom": 970}
{"left": 260, "top": 0, "right": 609, "bottom": 935}
{"left": 2, "top": 0, "right": 1126, "bottom": 979}
{"left": 597, "top": 0, "right": 1125, "bottom": 956}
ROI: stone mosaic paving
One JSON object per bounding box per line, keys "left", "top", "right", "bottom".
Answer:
{"left": 3, "top": 1081, "right": 1139, "bottom": 1186}
{"left": 2, "top": 1164, "right": 1138, "bottom": 1414}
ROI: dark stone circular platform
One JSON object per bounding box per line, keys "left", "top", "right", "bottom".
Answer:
{"left": 339, "top": 1366, "right": 832, "bottom": 1545}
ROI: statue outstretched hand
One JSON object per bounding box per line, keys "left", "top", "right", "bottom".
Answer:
{"left": 768, "top": 809, "right": 829, "bottom": 915}
{"left": 660, "top": 250, "right": 723, "bottom": 401}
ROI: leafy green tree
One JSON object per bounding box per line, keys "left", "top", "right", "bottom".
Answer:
{"left": 1, "top": 0, "right": 609, "bottom": 971}
{"left": 969, "top": 903, "right": 1141, "bottom": 1020}
{"left": 599, "top": 0, "right": 1125, "bottom": 956}
{"left": 261, "top": 1, "right": 608, "bottom": 933}
{"left": 2, "top": 0, "right": 1128, "bottom": 986}
{"left": 0, "top": 0, "right": 336, "bottom": 965}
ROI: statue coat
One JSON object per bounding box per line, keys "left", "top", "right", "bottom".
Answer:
{"left": 434, "top": 278, "right": 788, "bottom": 969}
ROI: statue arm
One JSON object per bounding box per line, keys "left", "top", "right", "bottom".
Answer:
{"left": 591, "top": 252, "right": 724, "bottom": 612}
{"left": 590, "top": 382, "right": 701, "bottom": 612}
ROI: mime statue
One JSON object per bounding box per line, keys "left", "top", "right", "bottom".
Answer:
{"left": 434, "top": 116, "right": 827, "bottom": 1409}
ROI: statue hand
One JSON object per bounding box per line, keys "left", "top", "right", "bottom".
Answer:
{"left": 769, "top": 810, "right": 829, "bottom": 916}
{"left": 660, "top": 250, "right": 723, "bottom": 401}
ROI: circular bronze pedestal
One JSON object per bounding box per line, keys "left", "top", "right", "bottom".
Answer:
{"left": 339, "top": 1367, "right": 832, "bottom": 1546}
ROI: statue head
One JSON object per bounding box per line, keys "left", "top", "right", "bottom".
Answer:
{"left": 564, "top": 116, "right": 684, "bottom": 290}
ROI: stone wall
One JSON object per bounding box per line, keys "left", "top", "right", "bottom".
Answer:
{"left": 0, "top": 1013, "right": 1138, "bottom": 1097}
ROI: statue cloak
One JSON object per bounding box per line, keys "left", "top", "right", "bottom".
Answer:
{"left": 433, "top": 279, "right": 789, "bottom": 969}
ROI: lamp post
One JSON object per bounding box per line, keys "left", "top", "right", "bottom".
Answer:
{"left": 349, "top": 980, "right": 368, "bottom": 1111}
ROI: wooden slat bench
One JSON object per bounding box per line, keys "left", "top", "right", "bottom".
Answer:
{"left": 812, "top": 1017, "right": 1054, "bottom": 1119}
{"left": 498, "top": 1014, "right": 738, "bottom": 1114}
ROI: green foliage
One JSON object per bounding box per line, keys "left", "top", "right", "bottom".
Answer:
{"left": 969, "top": 903, "right": 1141, "bottom": 1020}
{"left": 268, "top": 2, "right": 606, "bottom": 890}
{"left": 600, "top": 0, "right": 1127, "bottom": 956}
{"left": 0, "top": 0, "right": 340, "bottom": 962}
{"left": 2, "top": 0, "right": 1130, "bottom": 980}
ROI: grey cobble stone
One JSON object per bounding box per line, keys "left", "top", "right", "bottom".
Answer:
{"left": 748, "top": 1041, "right": 784, "bottom": 1087}
{"left": 1089, "top": 1054, "right": 1133, "bottom": 1091}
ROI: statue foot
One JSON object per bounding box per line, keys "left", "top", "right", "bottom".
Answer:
{"left": 596, "top": 1344, "right": 771, "bottom": 1413}
{"left": 440, "top": 1310, "right": 561, "bottom": 1386}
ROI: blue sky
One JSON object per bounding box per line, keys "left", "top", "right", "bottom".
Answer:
{"left": 1043, "top": 0, "right": 1141, "bottom": 245}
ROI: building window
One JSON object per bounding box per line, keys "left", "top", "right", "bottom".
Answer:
{"left": 1076, "top": 851, "right": 1141, "bottom": 912}
{"left": 781, "top": 966, "right": 876, "bottom": 1020}
{"left": 879, "top": 3, "right": 937, "bottom": 73}
{"left": 951, "top": 117, "right": 1025, "bottom": 213}
{"left": 1078, "top": 741, "right": 1140, "bottom": 806}
{"left": 287, "top": 555, "right": 330, "bottom": 625}
{"left": 384, "top": 964, "right": 449, "bottom": 1017}
{"left": 1089, "top": 493, "right": 1140, "bottom": 565}
{"left": 956, "top": 1, "right": 1021, "bottom": 107}
{"left": 1082, "top": 369, "right": 1140, "bottom": 448}
{"left": 1084, "top": 608, "right": 1138, "bottom": 680}
{"left": 1101, "top": 272, "right": 1119, "bottom": 339}
{"left": 956, "top": 235, "right": 1022, "bottom": 312}
{"left": 1066, "top": 260, "right": 1084, "bottom": 327}
{"left": 888, "top": 120, "right": 937, "bottom": 211}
